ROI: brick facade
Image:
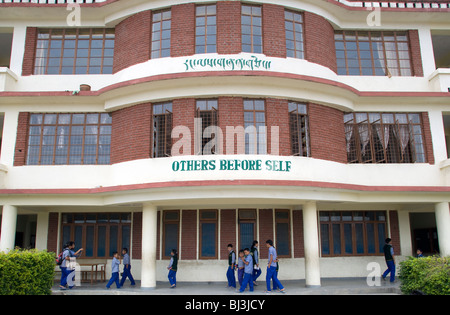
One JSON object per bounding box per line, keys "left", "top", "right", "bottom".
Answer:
{"left": 113, "top": 10, "right": 152, "bottom": 73}
{"left": 217, "top": 1, "right": 241, "bottom": 55}
{"left": 262, "top": 4, "right": 286, "bottom": 58}
{"left": 171, "top": 3, "right": 196, "bottom": 58}
{"left": 308, "top": 103, "right": 348, "bottom": 163}
{"left": 304, "top": 11, "right": 338, "bottom": 73}
{"left": 13, "top": 112, "right": 30, "bottom": 166}
{"left": 21, "top": 27, "right": 37, "bottom": 76}
{"left": 111, "top": 103, "right": 152, "bottom": 164}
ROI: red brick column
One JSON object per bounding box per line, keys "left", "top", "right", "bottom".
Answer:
{"left": 421, "top": 112, "right": 435, "bottom": 164}
{"left": 220, "top": 209, "right": 236, "bottom": 260}
{"left": 266, "top": 98, "right": 290, "bottom": 156}
{"left": 113, "top": 10, "right": 152, "bottom": 73}
{"left": 181, "top": 210, "right": 197, "bottom": 260}
{"left": 262, "top": 4, "right": 286, "bottom": 58}
{"left": 132, "top": 212, "right": 142, "bottom": 260}
{"left": 308, "top": 103, "right": 347, "bottom": 163}
{"left": 304, "top": 12, "right": 337, "bottom": 73}
{"left": 388, "top": 211, "right": 401, "bottom": 256}
{"left": 259, "top": 209, "right": 274, "bottom": 258}
{"left": 171, "top": 3, "right": 195, "bottom": 57}
{"left": 408, "top": 30, "right": 424, "bottom": 77}
{"left": 14, "top": 112, "right": 30, "bottom": 166}
{"left": 293, "top": 210, "right": 305, "bottom": 258}
{"left": 111, "top": 103, "right": 152, "bottom": 164}
{"left": 217, "top": 1, "right": 241, "bottom": 54}
{"left": 22, "top": 27, "right": 38, "bottom": 76}
{"left": 46, "top": 213, "right": 59, "bottom": 253}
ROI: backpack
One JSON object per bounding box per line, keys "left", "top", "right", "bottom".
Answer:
{"left": 56, "top": 248, "right": 68, "bottom": 265}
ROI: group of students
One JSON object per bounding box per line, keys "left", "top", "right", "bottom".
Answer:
{"left": 59, "top": 239, "right": 284, "bottom": 292}
{"left": 58, "top": 241, "right": 135, "bottom": 290}
{"left": 226, "top": 240, "right": 286, "bottom": 293}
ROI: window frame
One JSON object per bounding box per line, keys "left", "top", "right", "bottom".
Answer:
{"left": 60, "top": 213, "right": 131, "bottom": 259}
{"left": 152, "top": 102, "right": 173, "bottom": 158}
{"left": 151, "top": 9, "right": 172, "bottom": 59}
{"left": 27, "top": 113, "right": 112, "bottom": 165}
{"left": 196, "top": 99, "right": 219, "bottom": 155}
{"left": 34, "top": 28, "right": 115, "bottom": 75}
{"left": 243, "top": 99, "right": 266, "bottom": 155}
{"left": 241, "top": 4, "right": 263, "bottom": 54}
{"left": 288, "top": 102, "right": 310, "bottom": 157}
{"left": 319, "top": 211, "right": 387, "bottom": 257}
{"left": 195, "top": 4, "right": 217, "bottom": 54}
{"left": 162, "top": 210, "right": 180, "bottom": 259}
{"left": 275, "top": 209, "right": 291, "bottom": 258}
{"left": 199, "top": 209, "right": 218, "bottom": 259}
{"left": 335, "top": 30, "right": 412, "bottom": 76}
{"left": 284, "top": 10, "right": 305, "bottom": 59}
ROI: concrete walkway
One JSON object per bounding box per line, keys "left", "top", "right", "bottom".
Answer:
{"left": 52, "top": 278, "right": 401, "bottom": 295}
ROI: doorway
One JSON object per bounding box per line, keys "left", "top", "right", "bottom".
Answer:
{"left": 410, "top": 213, "right": 439, "bottom": 255}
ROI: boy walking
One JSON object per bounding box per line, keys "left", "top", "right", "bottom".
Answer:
{"left": 106, "top": 251, "right": 121, "bottom": 289}
{"left": 382, "top": 238, "right": 396, "bottom": 283}
{"left": 265, "top": 240, "right": 285, "bottom": 293}
{"left": 120, "top": 248, "right": 135, "bottom": 287}
{"left": 239, "top": 248, "right": 254, "bottom": 293}
{"left": 226, "top": 244, "right": 236, "bottom": 288}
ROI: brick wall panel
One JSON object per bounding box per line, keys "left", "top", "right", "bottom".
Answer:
{"left": 171, "top": 3, "right": 195, "bottom": 57}
{"left": 14, "top": 112, "right": 30, "bottom": 166}
{"left": 220, "top": 209, "right": 236, "bottom": 260}
{"left": 217, "top": 1, "right": 241, "bottom": 54}
{"left": 181, "top": 210, "right": 197, "bottom": 260}
{"left": 22, "top": 27, "right": 37, "bottom": 76}
{"left": 262, "top": 4, "right": 286, "bottom": 58}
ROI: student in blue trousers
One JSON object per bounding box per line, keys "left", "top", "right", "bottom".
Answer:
{"left": 226, "top": 244, "right": 236, "bottom": 288}
{"left": 264, "top": 240, "right": 286, "bottom": 293}
{"left": 106, "top": 251, "right": 121, "bottom": 289}
{"left": 239, "top": 248, "right": 254, "bottom": 293}
{"left": 120, "top": 248, "right": 135, "bottom": 287}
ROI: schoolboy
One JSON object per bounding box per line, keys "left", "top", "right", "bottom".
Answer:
{"left": 120, "top": 248, "right": 135, "bottom": 287}
{"left": 226, "top": 244, "right": 236, "bottom": 288}
{"left": 106, "top": 251, "right": 121, "bottom": 289}
{"left": 239, "top": 248, "right": 254, "bottom": 293}
{"left": 237, "top": 249, "right": 245, "bottom": 287}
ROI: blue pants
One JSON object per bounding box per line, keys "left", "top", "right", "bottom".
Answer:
{"left": 266, "top": 266, "right": 284, "bottom": 291}
{"left": 253, "top": 267, "right": 262, "bottom": 282}
{"left": 226, "top": 266, "right": 236, "bottom": 288}
{"left": 239, "top": 272, "right": 254, "bottom": 292}
{"left": 383, "top": 260, "right": 396, "bottom": 282}
{"left": 168, "top": 269, "right": 177, "bottom": 286}
{"left": 272, "top": 270, "right": 279, "bottom": 290}
{"left": 60, "top": 267, "right": 74, "bottom": 287}
{"left": 106, "top": 272, "right": 120, "bottom": 288}
{"left": 120, "top": 265, "right": 136, "bottom": 286}
{"left": 238, "top": 268, "right": 244, "bottom": 287}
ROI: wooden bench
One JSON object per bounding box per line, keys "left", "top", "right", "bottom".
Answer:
{"left": 54, "top": 259, "right": 106, "bottom": 285}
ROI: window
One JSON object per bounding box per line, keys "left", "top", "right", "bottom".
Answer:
{"left": 239, "top": 209, "right": 257, "bottom": 250}
{"left": 27, "top": 113, "right": 112, "bottom": 165}
{"left": 152, "top": 102, "right": 173, "bottom": 158}
{"left": 61, "top": 213, "right": 131, "bottom": 259}
{"left": 151, "top": 9, "right": 171, "bottom": 59}
{"left": 320, "top": 211, "right": 387, "bottom": 256}
{"left": 195, "top": 5, "right": 217, "bottom": 54}
{"left": 289, "top": 102, "right": 310, "bottom": 157}
{"left": 241, "top": 5, "right": 262, "bottom": 53}
{"left": 244, "top": 99, "right": 266, "bottom": 155}
{"left": 34, "top": 28, "right": 114, "bottom": 75}
{"left": 275, "top": 210, "right": 291, "bottom": 257}
{"left": 285, "top": 10, "right": 304, "bottom": 59}
{"left": 196, "top": 99, "right": 219, "bottom": 155}
{"left": 162, "top": 211, "right": 179, "bottom": 258}
{"left": 335, "top": 31, "right": 412, "bottom": 76}
{"left": 199, "top": 210, "right": 218, "bottom": 259}
{"left": 344, "top": 112, "right": 426, "bottom": 163}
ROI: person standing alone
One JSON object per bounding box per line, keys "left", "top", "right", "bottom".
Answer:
{"left": 382, "top": 238, "right": 396, "bottom": 283}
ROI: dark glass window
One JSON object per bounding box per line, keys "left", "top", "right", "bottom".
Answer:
{"left": 285, "top": 10, "right": 304, "bottom": 59}
{"left": 241, "top": 5, "right": 262, "bottom": 53}
{"left": 289, "top": 102, "right": 310, "bottom": 157}
{"left": 34, "top": 28, "right": 114, "bottom": 75}
{"left": 151, "top": 9, "right": 171, "bottom": 59}
{"left": 195, "top": 4, "right": 217, "bottom": 54}
{"left": 27, "top": 113, "right": 112, "bottom": 165}
{"left": 335, "top": 31, "right": 412, "bottom": 76}
{"left": 152, "top": 102, "right": 173, "bottom": 158}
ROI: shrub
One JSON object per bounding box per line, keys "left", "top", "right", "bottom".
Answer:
{"left": 399, "top": 255, "right": 450, "bottom": 295}
{"left": 0, "top": 249, "right": 56, "bottom": 295}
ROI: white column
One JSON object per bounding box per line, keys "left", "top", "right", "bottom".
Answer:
{"left": 0, "top": 205, "right": 17, "bottom": 252}
{"left": 141, "top": 204, "right": 158, "bottom": 289}
{"left": 398, "top": 210, "right": 413, "bottom": 257}
{"left": 303, "top": 201, "right": 321, "bottom": 287}
{"left": 435, "top": 202, "right": 450, "bottom": 257}
{"left": 35, "top": 211, "right": 49, "bottom": 251}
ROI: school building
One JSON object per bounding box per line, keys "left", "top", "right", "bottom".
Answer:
{"left": 1, "top": 0, "right": 450, "bottom": 289}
